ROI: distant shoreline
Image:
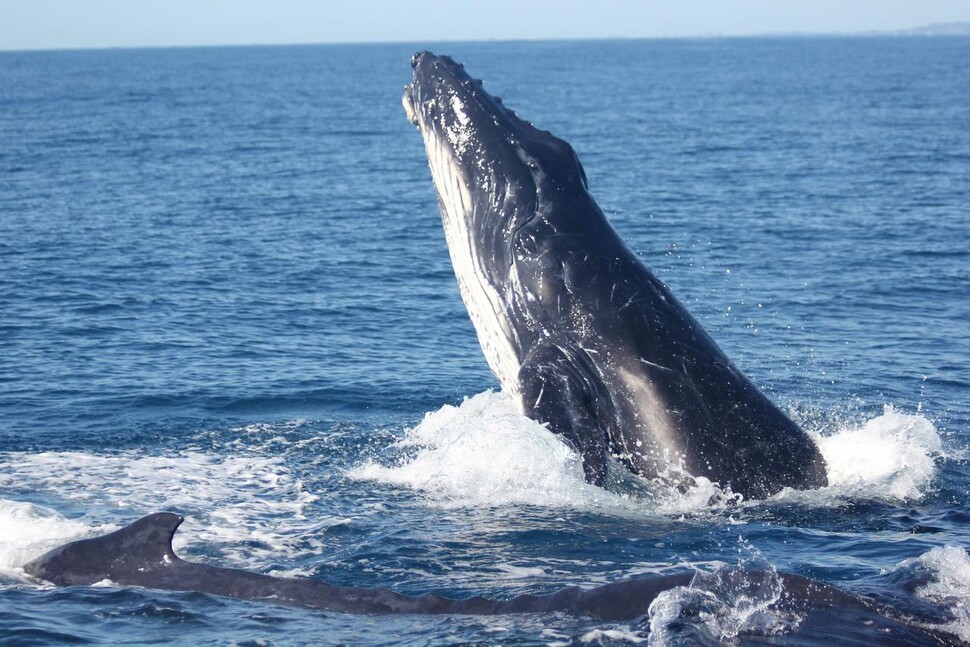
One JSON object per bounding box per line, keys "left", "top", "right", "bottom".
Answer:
{"left": 2, "top": 21, "right": 968, "bottom": 55}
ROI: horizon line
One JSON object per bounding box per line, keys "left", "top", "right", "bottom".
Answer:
{"left": 2, "top": 25, "right": 968, "bottom": 55}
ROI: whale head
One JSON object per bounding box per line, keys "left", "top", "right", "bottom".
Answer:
{"left": 403, "top": 51, "right": 596, "bottom": 396}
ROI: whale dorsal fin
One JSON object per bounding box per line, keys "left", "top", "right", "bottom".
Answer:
{"left": 108, "top": 512, "right": 183, "bottom": 562}
{"left": 25, "top": 512, "right": 184, "bottom": 586}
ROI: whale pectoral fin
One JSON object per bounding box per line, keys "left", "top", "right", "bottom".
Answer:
{"left": 517, "top": 343, "right": 610, "bottom": 486}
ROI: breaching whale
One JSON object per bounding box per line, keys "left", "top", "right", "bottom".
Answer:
{"left": 403, "top": 52, "right": 827, "bottom": 499}
{"left": 25, "top": 512, "right": 863, "bottom": 620}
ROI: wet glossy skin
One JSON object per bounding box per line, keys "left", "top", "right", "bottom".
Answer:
{"left": 404, "top": 52, "right": 827, "bottom": 499}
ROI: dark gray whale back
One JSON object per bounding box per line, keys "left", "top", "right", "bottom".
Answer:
{"left": 25, "top": 513, "right": 865, "bottom": 621}
{"left": 25, "top": 512, "right": 182, "bottom": 587}
{"left": 26, "top": 514, "right": 960, "bottom": 644}
{"left": 22, "top": 513, "right": 684, "bottom": 617}
{"left": 403, "top": 52, "right": 827, "bottom": 499}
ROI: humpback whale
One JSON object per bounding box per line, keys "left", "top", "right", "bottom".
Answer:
{"left": 25, "top": 512, "right": 864, "bottom": 621}
{"left": 26, "top": 515, "right": 963, "bottom": 644}
{"left": 403, "top": 52, "right": 827, "bottom": 499}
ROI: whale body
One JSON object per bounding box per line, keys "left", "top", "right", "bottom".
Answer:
{"left": 25, "top": 512, "right": 859, "bottom": 620}
{"left": 403, "top": 52, "right": 827, "bottom": 499}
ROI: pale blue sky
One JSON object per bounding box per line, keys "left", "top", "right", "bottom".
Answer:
{"left": 2, "top": 0, "right": 969, "bottom": 51}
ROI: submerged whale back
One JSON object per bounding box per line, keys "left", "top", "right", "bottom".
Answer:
{"left": 24, "top": 512, "right": 183, "bottom": 586}
{"left": 26, "top": 513, "right": 880, "bottom": 623}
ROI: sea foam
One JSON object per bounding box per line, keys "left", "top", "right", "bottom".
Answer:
{"left": 0, "top": 500, "right": 113, "bottom": 580}
{"left": 351, "top": 391, "right": 945, "bottom": 512}
{"left": 349, "top": 390, "right": 621, "bottom": 509}
{"left": 0, "top": 450, "right": 319, "bottom": 574}
{"left": 896, "top": 545, "right": 970, "bottom": 642}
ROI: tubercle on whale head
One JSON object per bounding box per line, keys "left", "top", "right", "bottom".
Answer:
{"left": 402, "top": 52, "right": 609, "bottom": 386}
{"left": 403, "top": 51, "right": 590, "bottom": 195}
{"left": 399, "top": 56, "right": 597, "bottom": 252}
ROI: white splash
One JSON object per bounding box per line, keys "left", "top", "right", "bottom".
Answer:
{"left": 0, "top": 450, "right": 319, "bottom": 573}
{"left": 817, "top": 405, "right": 942, "bottom": 499}
{"left": 647, "top": 557, "right": 800, "bottom": 646}
{"left": 0, "top": 500, "right": 115, "bottom": 580}
{"left": 352, "top": 391, "right": 944, "bottom": 513}
{"left": 772, "top": 405, "right": 944, "bottom": 504}
{"left": 898, "top": 545, "right": 970, "bottom": 642}
{"left": 349, "top": 391, "right": 626, "bottom": 509}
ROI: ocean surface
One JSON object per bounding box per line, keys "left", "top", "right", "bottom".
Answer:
{"left": 1, "top": 37, "right": 968, "bottom": 645}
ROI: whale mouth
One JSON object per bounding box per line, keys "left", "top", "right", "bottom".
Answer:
{"left": 403, "top": 52, "right": 531, "bottom": 400}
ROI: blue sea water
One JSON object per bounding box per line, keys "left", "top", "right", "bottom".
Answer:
{"left": 1, "top": 36, "right": 968, "bottom": 645}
